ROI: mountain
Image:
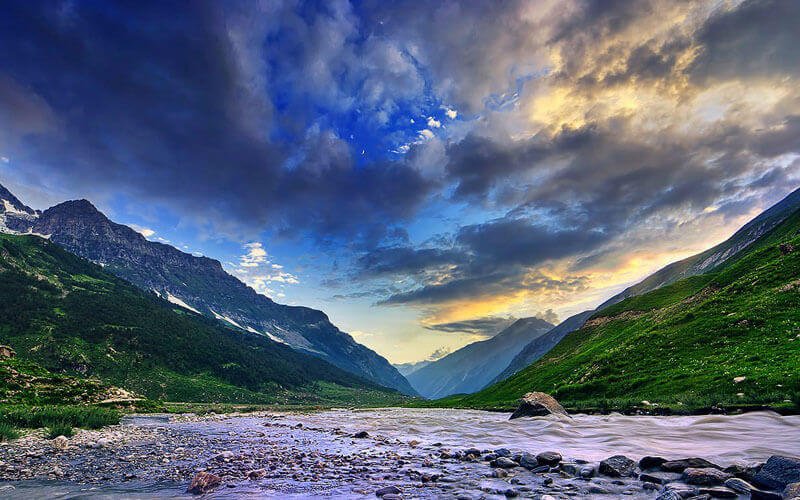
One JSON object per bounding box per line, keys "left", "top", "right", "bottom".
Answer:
{"left": 490, "top": 310, "right": 594, "bottom": 385}
{"left": 0, "top": 233, "right": 406, "bottom": 405}
{"left": 487, "top": 188, "right": 800, "bottom": 387}
{"left": 440, "top": 190, "right": 800, "bottom": 412}
{"left": 0, "top": 184, "right": 38, "bottom": 234}
{"left": 393, "top": 360, "right": 431, "bottom": 377}
{"left": 407, "top": 317, "right": 553, "bottom": 399}
{"left": 0, "top": 184, "right": 414, "bottom": 395}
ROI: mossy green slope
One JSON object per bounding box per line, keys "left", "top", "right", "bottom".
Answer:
{"left": 436, "top": 211, "right": 800, "bottom": 413}
{"left": 0, "top": 234, "right": 407, "bottom": 406}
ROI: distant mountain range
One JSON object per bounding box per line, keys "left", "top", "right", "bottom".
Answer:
{"left": 393, "top": 360, "right": 432, "bottom": 377}
{"left": 0, "top": 183, "right": 415, "bottom": 395}
{"left": 406, "top": 317, "right": 553, "bottom": 398}
{"left": 442, "top": 187, "right": 800, "bottom": 411}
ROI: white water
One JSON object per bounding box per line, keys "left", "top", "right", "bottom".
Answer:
{"left": 283, "top": 408, "right": 800, "bottom": 466}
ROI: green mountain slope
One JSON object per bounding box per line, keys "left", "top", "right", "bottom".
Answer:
{"left": 0, "top": 234, "right": 406, "bottom": 406}
{"left": 437, "top": 209, "right": 800, "bottom": 413}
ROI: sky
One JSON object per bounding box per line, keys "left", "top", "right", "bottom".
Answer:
{"left": 1, "top": 0, "right": 799, "bottom": 364}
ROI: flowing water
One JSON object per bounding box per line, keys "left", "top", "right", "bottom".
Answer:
{"left": 2, "top": 409, "right": 798, "bottom": 499}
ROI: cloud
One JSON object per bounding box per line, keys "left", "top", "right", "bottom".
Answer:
{"left": 427, "top": 347, "right": 451, "bottom": 361}
{"left": 424, "top": 316, "right": 517, "bottom": 336}
{"left": 129, "top": 225, "right": 155, "bottom": 238}
{"left": 231, "top": 242, "right": 299, "bottom": 297}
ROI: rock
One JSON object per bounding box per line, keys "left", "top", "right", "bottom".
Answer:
{"left": 464, "top": 447, "right": 481, "bottom": 457}
{"left": 640, "top": 456, "right": 668, "bottom": 470}
{"left": 246, "top": 468, "right": 266, "bottom": 480}
{"left": 784, "top": 482, "right": 800, "bottom": 499}
{"left": 494, "top": 448, "right": 511, "bottom": 457}
{"left": 723, "top": 477, "right": 756, "bottom": 493}
{"left": 754, "top": 456, "right": 800, "bottom": 490}
{"left": 724, "top": 463, "right": 762, "bottom": 482}
{"left": 0, "top": 345, "right": 15, "bottom": 358}
{"left": 640, "top": 471, "right": 682, "bottom": 484}
{"left": 52, "top": 435, "right": 69, "bottom": 450}
{"left": 518, "top": 452, "right": 538, "bottom": 469}
{"left": 662, "top": 482, "right": 699, "bottom": 498}
{"left": 537, "top": 451, "right": 562, "bottom": 467}
{"left": 382, "top": 495, "right": 401, "bottom": 500}
{"left": 353, "top": 431, "right": 370, "bottom": 439}
{"left": 509, "top": 392, "right": 568, "bottom": 419}
{"left": 492, "top": 457, "right": 518, "bottom": 469}
{"left": 504, "top": 489, "right": 519, "bottom": 498}
{"left": 698, "top": 486, "right": 737, "bottom": 498}
{"left": 656, "top": 491, "right": 683, "bottom": 500}
{"left": 483, "top": 453, "right": 498, "bottom": 462}
{"left": 492, "top": 468, "right": 508, "bottom": 478}
{"left": 187, "top": 472, "right": 222, "bottom": 495}
{"left": 579, "top": 466, "right": 595, "bottom": 478}
{"left": 214, "top": 450, "right": 235, "bottom": 461}
{"left": 560, "top": 462, "right": 580, "bottom": 476}
{"left": 662, "top": 458, "right": 722, "bottom": 473}
{"left": 683, "top": 468, "right": 732, "bottom": 486}
{"left": 375, "top": 485, "right": 401, "bottom": 497}
{"left": 750, "top": 490, "right": 783, "bottom": 500}
{"left": 599, "top": 455, "right": 637, "bottom": 477}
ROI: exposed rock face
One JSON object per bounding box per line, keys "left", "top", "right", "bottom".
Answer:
{"left": 0, "top": 345, "right": 15, "bottom": 358}
{"left": 187, "top": 471, "right": 222, "bottom": 494}
{"left": 509, "top": 392, "right": 568, "bottom": 419}
{"left": 0, "top": 184, "right": 414, "bottom": 395}
{"left": 754, "top": 455, "right": 800, "bottom": 490}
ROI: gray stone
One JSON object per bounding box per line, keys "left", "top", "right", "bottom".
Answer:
{"left": 662, "top": 458, "right": 722, "bottom": 473}
{"left": 375, "top": 486, "right": 401, "bottom": 497}
{"left": 640, "top": 456, "right": 668, "bottom": 470}
{"left": 723, "top": 477, "right": 755, "bottom": 493}
{"left": 698, "top": 486, "right": 737, "bottom": 498}
{"left": 640, "top": 471, "right": 682, "bottom": 484}
{"left": 537, "top": 451, "right": 562, "bottom": 467}
{"left": 754, "top": 455, "right": 800, "bottom": 490}
{"left": 785, "top": 482, "right": 800, "bottom": 499}
{"left": 518, "top": 452, "right": 538, "bottom": 469}
{"left": 493, "top": 457, "right": 519, "bottom": 469}
{"left": 509, "top": 392, "right": 569, "bottom": 419}
{"left": 682, "top": 468, "right": 732, "bottom": 486}
{"left": 494, "top": 448, "right": 511, "bottom": 457}
{"left": 599, "top": 455, "right": 637, "bottom": 477}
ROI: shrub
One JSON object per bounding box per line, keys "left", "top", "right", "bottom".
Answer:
{"left": 0, "top": 423, "right": 19, "bottom": 442}
{"left": 45, "top": 421, "right": 74, "bottom": 439}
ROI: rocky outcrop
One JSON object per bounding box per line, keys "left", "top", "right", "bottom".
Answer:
{"left": 509, "top": 392, "right": 568, "bottom": 419}
{"left": 754, "top": 455, "right": 800, "bottom": 491}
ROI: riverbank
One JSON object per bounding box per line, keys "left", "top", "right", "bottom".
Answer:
{"left": 0, "top": 409, "right": 798, "bottom": 498}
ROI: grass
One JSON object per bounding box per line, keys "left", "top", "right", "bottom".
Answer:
{"left": 45, "top": 421, "right": 74, "bottom": 439}
{"left": 0, "top": 405, "right": 120, "bottom": 429}
{"left": 427, "top": 211, "right": 800, "bottom": 414}
{"left": 0, "top": 422, "right": 19, "bottom": 442}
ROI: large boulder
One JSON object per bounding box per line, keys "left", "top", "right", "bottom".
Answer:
{"left": 754, "top": 455, "right": 800, "bottom": 490}
{"left": 599, "top": 455, "right": 637, "bottom": 477}
{"left": 509, "top": 392, "right": 568, "bottom": 419}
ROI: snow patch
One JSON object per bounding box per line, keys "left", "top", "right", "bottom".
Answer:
{"left": 166, "top": 293, "right": 202, "bottom": 314}
{"left": 209, "top": 308, "right": 245, "bottom": 330}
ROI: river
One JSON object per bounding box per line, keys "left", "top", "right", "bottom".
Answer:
{"left": 0, "top": 409, "right": 797, "bottom": 498}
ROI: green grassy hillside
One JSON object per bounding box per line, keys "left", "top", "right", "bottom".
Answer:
{"left": 434, "top": 211, "right": 800, "bottom": 413}
{"left": 0, "top": 234, "right": 408, "bottom": 407}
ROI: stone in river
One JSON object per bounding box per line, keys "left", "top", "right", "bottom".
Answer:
{"left": 640, "top": 456, "right": 668, "bottom": 470}
{"left": 509, "top": 392, "right": 568, "bottom": 419}
{"left": 682, "top": 467, "right": 733, "bottom": 486}
{"left": 753, "top": 455, "right": 800, "bottom": 490}
{"left": 493, "top": 468, "right": 509, "bottom": 478}
{"left": 494, "top": 448, "right": 511, "bottom": 457}
{"left": 724, "top": 463, "right": 762, "bottom": 483}
{"left": 749, "top": 490, "right": 782, "bottom": 500}
{"left": 353, "top": 431, "right": 370, "bottom": 438}
{"left": 187, "top": 472, "right": 222, "bottom": 495}
{"left": 661, "top": 458, "right": 721, "bottom": 473}
{"left": 656, "top": 491, "right": 683, "bottom": 500}
{"left": 518, "top": 452, "right": 538, "bottom": 469}
{"left": 537, "top": 451, "right": 562, "bottom": 467}
{"left": 375, "top": 485, "right": 401, "bottom": 497}
{"left": 783, "top": 482, "right": 800, "bottom": 499}
{"left": 723, "top": 477, "right": 756, "bottom": 493}
{"left": 599, "top": 455, "right": 637, "bottom": 477}
{"left": 698, "top": 486, "right": 738, "bottom": 498}
{"left": 492, "top": 457, "right": 518, "bottom": 469}
{"left": 640, "top": 471, "right": 682, "bottom": 484}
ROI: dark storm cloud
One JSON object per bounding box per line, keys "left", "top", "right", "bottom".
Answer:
{"left": 356, "top": 246, "right": 462, "bottom": 277}
{"left": 689, "top": 0, "right": 800, "bottom": 83}
{"left": 423, "top": 316, "right": 517, "bottom": 336}
{"left": 0, "top": 1, "right": 432, "bottom": 243}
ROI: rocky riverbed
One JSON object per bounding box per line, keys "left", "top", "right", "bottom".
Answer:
{"left": 0, "top": 409, "right": 798, "bottom": 498}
